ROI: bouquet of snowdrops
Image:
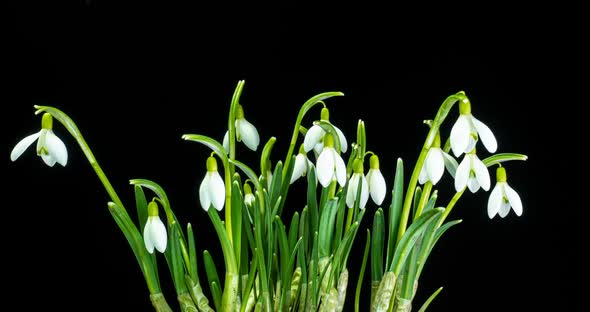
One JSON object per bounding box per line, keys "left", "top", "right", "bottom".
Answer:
{"left": 10, "top": 81, "right": 526, "bottom": 311}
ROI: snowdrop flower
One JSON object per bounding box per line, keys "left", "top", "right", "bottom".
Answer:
{"left": 199, "top": 156, "right": 225, "bottom": 211}
{"left": 418, "top": 133, "right": 457, "bottom": 185}
{"left": 303, "top": 107, "right": 347, "bottom": 155}
{"left": 454, "top": 149, "right": 490, "bottom": 193}
{"left": 450, "top": 98, "right": 497, "bottom": 157}
{"left": 243, "top": 183, "right": 255, "bottom": 207}
{"left": 223, "top": 104, "right": 260, "bottom": 152}
{"left": 488, "top": 167, "right": 523, "bottom": 218}
{"left": 347, "top": 159, "right": 369, "bottom": 209}
{"left": 290, "top": 144, "right": 315, "bottom": 184}
{"left": 366, "top": 154, "right": 386, "bottom": 206}
{"left": 143, "top": 201, "right": 167, "bottom": 254}
{"left": 316, "top": 133, "right": 347, "bottom": 187}
{"left": 11, "top": 113, "right": 68, "bottom": 167}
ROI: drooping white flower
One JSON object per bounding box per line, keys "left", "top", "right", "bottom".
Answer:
{"left": 450, "top": 98, "right": 497, "bottom": 157}
{"left": 347, "top": 159, "right": 369, "bottom": 209}
{"left": 303, "top": 107, "right": 347, "bottom": 155}
{"left": 316, "top": 133, "right": 347, "bottom": 187}
{"left": 243, "top": 183, "right": 255, "bottom": 207}
{"left": 143, "top": 201, "right": 167, "bottom": 254}
{"left": 454, "top": 149, "right": 490, "bottom": 193}
{"left": 290, "top": 144, "right": 315, "bottom": 184}
{"left": 11, "top": 113, "right": 68, "bottom": 167}
{"left": 488, "top": 167, "right": 523, "bottom": 218}
{"left": 223, "top": 104, "right": 260, "bottom": 152}
{"left": 418, "top": 133, "right": 457, "bottom": 185}
{"left": 199, "top": 156, "right": 225, "bottom": 211}
{"left": 366, "top": 154, "right": 386, "bottom": 206}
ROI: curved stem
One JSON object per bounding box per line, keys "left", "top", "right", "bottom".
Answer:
{"left": 395, "top": 92, "right": 466, "bottom": 243}
{"left": 438, "top": 190, "right": 465, "bottom": 227}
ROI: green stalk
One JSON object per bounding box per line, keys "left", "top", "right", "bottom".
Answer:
{"left": 438, "top": 190, "right": 464, "bottom": 227}
{"left": 395, "top": 92, "right": 467, "bottom": 243}
{"left": 413, "top": 182, "right": 432, "bottom": 218}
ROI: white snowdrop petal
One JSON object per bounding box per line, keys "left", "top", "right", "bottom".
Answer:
{"left": 237, "top": 119, "right": 260, "bottom": 151}
{"left": 465, "top": 136, "right": 477, "bottom": 154}
{"left": 316, "top": 148, "right": 335, "bottom": 187}
{"left": 467, "top": 176, "right": 480, "bottom": 193}
{"left": 426, "top": 148, "right": 445, "bottom": 185}
{"left": 199, "top": 175, "right": 211, "bottom": 211}
{"left": 209, "top": 171, "right": 226, "bottom": 211}
{"left": 10, "top": 132, "right": 41, "bottom": 161}
{"left": 454, "top": 157, "right": 470, "bottom": 192}
{"left": 304, "top": 125, "right": 325, "bottom": 152}
{"left": 442, "top": 152, "right": 458, "bottom": 178}
{"left": 472, "top": 117, "right": 498, "bottom": 153}
{"left": 504, "top": 184, "right": 523, "bottom": 216}
{"left": 45, "top": 130, "right": 68, "bottom": 166}
{"left": 418, "top": 164, "right": 429, "bottom": 185}
{"left": 450, "top": 115, "right": 471, "bottom": 156}
{"left": 313, "top": 142, "right": 324, "bottom": 157}
{"left": 222, "top": 131, "right": 230, "bottom": 153}
{"left": 359, "top": 176, "right": 369, "bottom": 209}
{"left": 291, "top": 154, "right": 306, "bottom": 184}
{"left": 334, "top": 126, "right": 348, "bottom": 153}
{"left": 41, "top": 153, "right": 57, "bottom": 167}
{"left": 334, "top": 152, "right": 347, "bottom": 187}
{"left": 346, "top": 175, "right": 359, "bottom": 208}
{"left": 487, "top": 183, "right": 504, "bottom": 218}
{"left": 473, "top": 156, "right": 491, "bottom": 191}
{"left": 368, "top": 169, "right": 386, "bottom": 205}
{"left": 151, "top": 216, "right": 168, "bottom": 253}
{"left": 143, "top": 220, "right": 155, "bottom": 254}
{"left": 498, "top": 200, "right": 512, "bottom": 218}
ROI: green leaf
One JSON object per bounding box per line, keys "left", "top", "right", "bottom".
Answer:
{"left": 417, "top": 287, "right": 443, "bottom": 312}
{"left": 386, "top": 158, "right": 404, "bottom": 269}
{"left": 203, "top": 250, "right": 221, "bottom": 309}
{"left": 371, "top": 208, "right": 385, "bottom": 282}
{"left": 307, "top": 166, "right": 319, "bottom": 240}
{"left": 187, "top": 223, "right": 198, "bottom": 281}
{"left": 134, "top": 185, "right": 149, "bottom": 230}
{"left": 288, "top": 212, "right": 300, "bottom": 252}
{"left": 282, "top": 91, "right": 345, "bottom": 181}
{"left": 315, "top": 120, "right": 343, "bottom": 153}
{"left": 231, "top": 180, "right": 243, "bottom": 271}
{"left": 107, "top": 202, "right": 160, "bottom": 294}
{"left": 482, "top": 153, "right": 528, "bottom": 167}
{"left": 318, "top": 198, "right": 338, "bottom": 258}
{"left": 389, "top": 208, "right": 444, "bottom": 276}
{"left": 355, "top": 230, "right": 371, "bottom": 312}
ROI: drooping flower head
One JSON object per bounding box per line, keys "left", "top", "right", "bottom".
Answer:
{"left": 290, "top": 144, "right": 315, "bottom": 184}
{"left": 199, "top": 156, "right": 225, "bottom": 211}
{"left": 143, "top": 200, "right": 167, "bottom": 254}
{"left": 454, "top": 148, "right": 490, "bottom": 193}
{"left": 488, "top": 166, "right": 523, "bottom": 218}
{"left": 316, "top": 132, "right": 347, "bottom": 188}
{"left": 366, "top": 154, "right": 386, "bottom": 206}
{"left": 419, "top": 132, "right": 457, "bottom": 185}
{"left": 450, "top": 98, "right": 497, "bottom": 157}
{"left": 346, "top": 158, "right": 369, "bottom": 209}
{"left": 303, "top": 107, "right": 347, "bottom": 155}
{"left": 11, "top": 113, "right": 68, "bottom": 167}
{"left": 223, "top": 104, "right": 260, "bottom": 152}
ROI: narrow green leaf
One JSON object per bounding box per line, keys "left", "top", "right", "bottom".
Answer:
{"left": 389, "top": 208, "right": 444, "bottom": 276}
{"left": 371, "top": 209, "right": 385, "bottom": 282}
{"left": 203, "top": 250, "right": 221, "bottom": 304}
{"left": 210, "top": 280, "right": 222, "bottom": 312}
{"left": 417, "top": 287, "right": 443, "bottom": 312}
{"left": 134, "top": 185, "right": 149, "bottom": 230}
{"left": 412, "top": 186, "right": 422, "bottom": 221}
{"left": 482, "top": 153, "right": 528, "bottom": 167}
{"left": 355, "top": 230, "right": 371, "bottom": 312}
{"left": 187, "top": 223, "right": 198, "bottom": 281}
{"left": 231, "top": 180, "right": 243, "bottom": 271}
{"left": 386, "top": 158, "right": 404, "bottom": 269}
{"left": 318, "top": 199, "right": 338, "bottom": 257}
{"left": 288, "top": 212, "right": 300, "bottom": 252}
{"left": 307, "top": 166, "right": 319, "bottom": 240}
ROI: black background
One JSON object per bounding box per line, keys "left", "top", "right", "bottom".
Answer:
{"left": 4, "top": 2, "right": 583, "bottom": 311}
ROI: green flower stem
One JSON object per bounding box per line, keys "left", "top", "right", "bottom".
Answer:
{"left": 282, "top": 92, "right": 345, "bottom": 182}
{"left": 438, "top": 190, "right": 465, "bottom": 227}
{"left": 396, "top": 92, "right": 466, "bottom": 243}
{"left": 226, "top": 80, "right": 245, "bottom": 247}
{"left": 34, "top": 106, "right": 163, "bottom": 293}
{"left": 345, "top": 207, "right": 354, "bottom": 235}
{"left": 208, "top": 209, "right": 239, "bottom": 311}
{"left": 414, "top": 182, "right": 432, "bottom": 218}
